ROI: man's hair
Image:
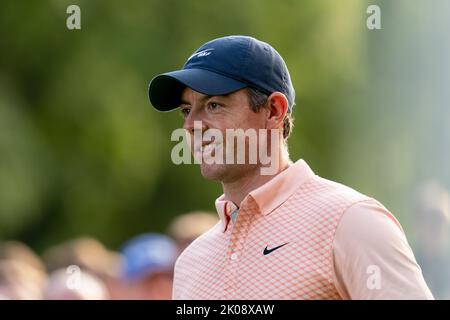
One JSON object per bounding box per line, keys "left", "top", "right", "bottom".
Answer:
{"left": 246, "top": 87, "right": 294, "bottom": 140}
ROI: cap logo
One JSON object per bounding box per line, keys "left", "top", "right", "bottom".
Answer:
{"left": 187, "top": 48, "right": 214, "bottom": 61}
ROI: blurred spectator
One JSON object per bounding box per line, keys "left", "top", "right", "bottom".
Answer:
{"left": 42, "top": 237, "right": 125, "bottom": 299}
{"left": 0, "top": 259, "right": 47, "bottom": 299}
{"left": 0, "top": 241, "right": 47, "bottom": 299}
{"left": 42, "top": 237, "right": 121, "bottom": 275}
{"left": 0, "top": 241, "right": 46, "bottom": 273}
{"left": 120, "top": 233, "right": 177, "bottom": 300}
{"left": 44, "top": 268, "right": 109, "bottom": 300}
{"left": 167, "top": 211, "right": 219, "bottom": 252}
{"left": 414, "top": 180, "right": 450, "bottom": 299}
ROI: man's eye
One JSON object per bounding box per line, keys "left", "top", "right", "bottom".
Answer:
{"left": 208, "top": 102, "right": 221, "bottom": 111}
{"left": 180, "top": 108, "right": 191, "bottom": 117}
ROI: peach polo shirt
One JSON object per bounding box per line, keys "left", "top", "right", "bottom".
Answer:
{"left": 172, "top": 159, "right": 433, "bottom": 299}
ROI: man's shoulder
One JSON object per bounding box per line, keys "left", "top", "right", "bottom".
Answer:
{"left": 291, "top": 173, "right": 372, "bottom": 208}
{"left": 308, "top": 176, "right": 404, "bottom": 235}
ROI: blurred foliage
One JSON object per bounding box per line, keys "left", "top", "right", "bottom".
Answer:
{"left": 0, "top": 0, "right": 449, "bottom": 252}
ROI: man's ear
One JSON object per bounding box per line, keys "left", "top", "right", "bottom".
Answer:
{"left": 266, "top": 92, "right": 289, "bottom": 130}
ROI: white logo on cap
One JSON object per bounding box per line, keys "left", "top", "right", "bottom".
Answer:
{"left": 187, "top": 48, "right": 214, "bottom": 61}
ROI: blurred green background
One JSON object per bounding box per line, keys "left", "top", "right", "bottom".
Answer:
{"left": 0, "top": 0, "right": 449, "bottom": 260}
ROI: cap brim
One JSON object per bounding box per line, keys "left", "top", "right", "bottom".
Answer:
{"left": 148, "top": 68, "right": 248, "bottom": 111}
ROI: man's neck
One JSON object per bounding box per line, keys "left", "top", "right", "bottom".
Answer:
{"left": 222, "top": 156, "right": 292, "bottom": 206}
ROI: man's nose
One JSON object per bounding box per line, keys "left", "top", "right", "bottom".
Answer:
{"left": 183, "top": 111, "right": 207, "bottom": 134}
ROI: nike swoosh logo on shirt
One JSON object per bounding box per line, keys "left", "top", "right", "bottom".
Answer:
{"left": 263, "top": 243, "right": 289, "bottom": 255}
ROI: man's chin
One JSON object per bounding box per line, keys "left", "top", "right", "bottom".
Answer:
{"left": 199, "top": 163, "right": 259, "bottom": 182}
{"left": 199, "top": 163, "right": 226, "bottom": 181}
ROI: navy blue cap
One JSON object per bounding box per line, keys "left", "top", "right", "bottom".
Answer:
{"left": 148, "top": 35, "right": 295, "bottom": 112}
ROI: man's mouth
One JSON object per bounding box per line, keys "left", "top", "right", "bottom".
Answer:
{"left": 194, "top": 141, "right": 222, "bottom": 159}
{"left": 199, "top": 142, "right": 215, "bottom": 153}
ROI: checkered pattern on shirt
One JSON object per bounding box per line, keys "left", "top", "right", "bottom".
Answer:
{"left": 172, "top": 175, "right": 371, "bottom": 300}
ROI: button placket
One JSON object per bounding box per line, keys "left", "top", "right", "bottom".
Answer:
{"left": 222, "top": 205, "right": 254, "bottom": 299}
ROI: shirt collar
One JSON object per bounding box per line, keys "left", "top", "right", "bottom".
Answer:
{"left": 214, "top": 159, "right": 315, "bottom": 232}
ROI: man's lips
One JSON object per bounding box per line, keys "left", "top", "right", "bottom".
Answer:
{"left": 193, "top": 138, "right": 215, "bottom": 152}
{"left": 195, "top": 141, "right": 215, "bottom": 153}
{"left": 192, "top": 140, "right": 225, "bottom": 159}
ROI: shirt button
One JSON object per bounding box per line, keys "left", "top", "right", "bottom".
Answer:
{"left": 230, "top": 253, "right": 238, "bottom": 261}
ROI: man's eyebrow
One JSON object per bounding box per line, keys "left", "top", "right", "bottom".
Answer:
{"left": 179, "top": 94, "right": 220, "bottom": 106}
{"left": 179, "top": 99, "right": 191, "bottom": 106}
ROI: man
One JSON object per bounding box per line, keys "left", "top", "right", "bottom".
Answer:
{"left": 0, "top": 241, "right": 48, "bottom": 300}
{"left": 148, "top": 35, "right": 433, "bottom": 299}
{"left": 44, "top": 269, "right": 109, "bottom": 300}
{"left": 120, "top": 233, "right": 178, "bottom": 300}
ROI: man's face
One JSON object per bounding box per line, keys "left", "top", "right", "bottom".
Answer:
{"left": 180, "top": 87, "right": 268, "bottom": 182}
